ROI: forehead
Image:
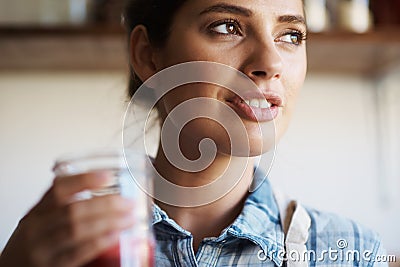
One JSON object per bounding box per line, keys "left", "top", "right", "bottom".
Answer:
{"left": 179, "top": 0, "right": 304, "bottom": 19}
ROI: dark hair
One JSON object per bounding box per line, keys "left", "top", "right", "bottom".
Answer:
{"left": 123, "top": 0, "right": 187, "bottom": 99}
{"left": 123, "top": 0, "right": 305, "bottom": 99}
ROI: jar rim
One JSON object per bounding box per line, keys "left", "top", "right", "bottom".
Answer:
{"left": 53, "top": 148, "right": 146, "bottom": 173}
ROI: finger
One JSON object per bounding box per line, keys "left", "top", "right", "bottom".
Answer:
{"left": 40, "top": 195, "right": 135, "bottom": 240}
{"left": 65, "top": 211, "right": 135, "bottom": 247}
{"left": 52, "top": 171, "right": 115, "bottom": 205}
{"left": 33, "top": 170, "right": 116, "bottom": 213}
{"left": 65, "top": 194, "right": 136, "bottom": 223}
{"left": 19, "top": 196, "right": 135, "bottom": 267}
{"left": 53, "top": 232, "right": 120, "bottom": 267}
{"left": 34, "top": 208, "right": 134, "bottom": 266}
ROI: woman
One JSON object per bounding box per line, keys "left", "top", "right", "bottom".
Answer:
{"left": 0, "top": 0, "right": 387, "bottom": 266}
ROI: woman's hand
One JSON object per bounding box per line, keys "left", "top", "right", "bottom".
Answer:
{"left": 0, "top": 172, "right": 135, "bottom": 267}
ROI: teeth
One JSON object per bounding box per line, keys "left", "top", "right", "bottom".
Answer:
{"left": 245, "top": 98, "right": 271, "bottom": 108}
{"left": 250, "top": 99, "right": 259, "bottom": 108}
{"left": 260, "top": 99, "right": 272, "bottom": 108}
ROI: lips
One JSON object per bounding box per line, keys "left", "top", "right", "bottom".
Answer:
{"left": 226, "top": 91, "right": 283, "bottom": 122}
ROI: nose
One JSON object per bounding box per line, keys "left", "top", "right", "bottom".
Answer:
{"left": 242, "top": 38, "right": 283, "bottom": 82}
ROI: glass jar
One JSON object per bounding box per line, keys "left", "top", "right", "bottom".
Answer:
{"left": 53, "top": 149, "right": 154, "bottom": 267}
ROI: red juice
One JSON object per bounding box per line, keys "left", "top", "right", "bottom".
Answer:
{"left": 82, "top": 237, "right": 155, "bottom": 267}
{"left": 82, "top": 244, "right": 121, "bottom": 267}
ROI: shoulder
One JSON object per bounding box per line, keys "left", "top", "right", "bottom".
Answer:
{"left": 305, "top": 206, "right": 377, "bottom": 240}
{"left": 304, "top": 206, "right": 387, "bottom": 266}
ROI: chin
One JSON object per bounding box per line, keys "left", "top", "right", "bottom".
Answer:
{"left": 217, "top": 135, "right": 276, "bottom": 157}
{"left": 244, "top": 122, "right": 277, "bottom": 156}
{"left": 250, "top": 137, "right": 276, "bottom": 156}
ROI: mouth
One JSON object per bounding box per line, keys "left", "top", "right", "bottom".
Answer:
{"left": 225, "top": 92, "right": 283, "bottom": 122}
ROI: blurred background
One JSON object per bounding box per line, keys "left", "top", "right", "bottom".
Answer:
{"left": 0, "top": 0, "right": 399, "bottom": 264}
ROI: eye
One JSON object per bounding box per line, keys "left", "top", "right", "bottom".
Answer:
{"left": 209, "top": 19, "right": 242, "bottom": 36}
{"left": 276, "top": 31, "right": 307, "bottom": 45}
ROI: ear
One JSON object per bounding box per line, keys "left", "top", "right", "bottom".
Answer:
{"left": 129, "top": 25, "right": 158, "bottom": 82}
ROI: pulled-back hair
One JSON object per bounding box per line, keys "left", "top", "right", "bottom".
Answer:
{"left": 123, "top": 0, "right": 187, "bottom": 98}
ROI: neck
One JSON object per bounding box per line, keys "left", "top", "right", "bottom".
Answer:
{"left": 153, "top": 146, "right": 255, "bottom": 252}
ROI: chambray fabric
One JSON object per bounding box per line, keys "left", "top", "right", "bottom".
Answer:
{"left": 151, "top": 169, "right": 387, "bottom": 267}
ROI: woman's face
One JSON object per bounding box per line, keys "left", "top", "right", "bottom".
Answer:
{"left": 152, "top": 0, "right": 307, "bottom": 157}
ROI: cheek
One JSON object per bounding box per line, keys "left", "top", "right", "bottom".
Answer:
{"left": 161, "top": 84, "right": 217, "bottom": 114}
{"left": 283, "top": 56, "right": 307, "bottom": 112}
{"left": 156, "top": 26, "right": 237, "bottom": 69}
{"left": 276, "top": 55, "right": 306, "bottom": 136}
{"left": 156, "top": 33, "right": 210, "bottom": 67}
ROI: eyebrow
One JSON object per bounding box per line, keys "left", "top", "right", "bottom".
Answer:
{"left": 200, "top": 3, "right": 253, "bottom": 17}
{"left": 277, "top": 15, "right": 307, "bottom": 27}
{"left": 199, "top": 3, "right": 307, "bottom": 27}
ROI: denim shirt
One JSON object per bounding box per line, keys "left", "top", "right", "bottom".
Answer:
{"left": 151, "top": 169, "right": 387, "bottom": 267}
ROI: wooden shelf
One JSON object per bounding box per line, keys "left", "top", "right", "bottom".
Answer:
{"left": 1, "top": 26, "right": 400, "bottom": 75}
{"left": 0, "top": 25, "right": 128, "bottom": 71}
{"left": 307, "top": 28, "right": 400, "bottom": 75}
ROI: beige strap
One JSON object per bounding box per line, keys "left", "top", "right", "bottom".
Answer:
{"left": 274, "top": 189, "right": 311, "bottom": 267}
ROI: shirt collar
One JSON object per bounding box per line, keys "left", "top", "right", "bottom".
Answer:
{"left": 151, "top": 166, "right": 285, "bottom": 266}
{"left": 226, "top": 167, "right": 285, "bottom": 266}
